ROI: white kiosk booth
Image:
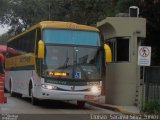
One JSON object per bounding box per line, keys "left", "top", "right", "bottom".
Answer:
{"left": 97, "top": 17, "right": 146, "bottom": 106}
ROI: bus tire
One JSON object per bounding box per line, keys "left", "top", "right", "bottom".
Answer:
{"left": 77, "top": 101, "right": 85, "bottom": 108}
{"left": 4, "top": 88, "right": 8, "bottom": 93}
{"left": 9, "top": 80, "right": 16, "bottom": 97}
{"left": 31, "top": 88, "right": 39, "bottom": 105}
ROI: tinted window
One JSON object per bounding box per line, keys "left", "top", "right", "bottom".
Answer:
{"left": 7, "top": 30, "right": 36, "bottom": 57}
{"left": 43, "top": 29, "right": 100, "bottom": 46}
{"left": 106, "top": 37, "right": 130, "bottom": 62}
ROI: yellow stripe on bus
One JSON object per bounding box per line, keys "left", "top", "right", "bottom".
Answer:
{"left": 5, "top": 53, "right": 35, "bottom": 68}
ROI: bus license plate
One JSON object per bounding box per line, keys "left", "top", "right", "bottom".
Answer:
{"left": 85, "top": 95, "right": 96, "bottom": 100}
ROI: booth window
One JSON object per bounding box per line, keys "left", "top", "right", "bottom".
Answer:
{"left": 106, "top": 37, "right": 130, "bottom": 62}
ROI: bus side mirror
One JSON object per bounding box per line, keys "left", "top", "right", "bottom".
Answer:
{"left": 38, "top": 40, "right": 45, "bottom": 59}
{"left": 104, "top": 44, "right": 112, "bottom": 63}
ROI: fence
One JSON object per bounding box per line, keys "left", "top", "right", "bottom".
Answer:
{"left": 145, "top": 66, "right": 160, "bottom": 102}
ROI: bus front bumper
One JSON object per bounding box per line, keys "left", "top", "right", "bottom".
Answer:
{"left": 35, "top": 88, "right": 101, "bottom": 101}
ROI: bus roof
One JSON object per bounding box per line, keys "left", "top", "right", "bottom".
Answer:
{"left": 8, "top": 21, "right": 99, "bottom": 42}
{"left": 38, "top": 21, "right": 99, "bottom": 32}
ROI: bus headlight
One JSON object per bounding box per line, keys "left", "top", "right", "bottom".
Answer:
{"left": 42, "top": 84, "right": 57, "bottom": 90}
{"left": 91, "top": 86, "right": 101, "bottom": 93}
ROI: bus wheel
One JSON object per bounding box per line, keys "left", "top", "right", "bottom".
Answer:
{"left": 9, "top": 80, "right": 16, "bottom": 97}
{"left": 31, "top": 88, "right": 39, "bottom": 105}
{"left": 77, "top": 101, "right": 85, "bottom": 108}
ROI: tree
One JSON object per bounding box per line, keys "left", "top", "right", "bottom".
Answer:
{"left": 140, "top": 0, "right": 160, "bottom": 65}
{"left": 1, "top": 0, "right": 160, "bottom": 65}
{"left": 0, "top": 0, "right": 9, "bottom": 18}
{"left": 1, "top": 0, "right": 110, "bottom": 34}
{"left": 0, "top": 33, "right": 10, "bottom": 44}
{"left": 114, "top": 0, "right": 139, "bottom": 14}
{"left": 5, "top": 0, "right": 49, "bottom": 35}
{"left": 56, "top": 0, "right": 108, "bottom": 25}
{"left": 0, "top": 0, "right": 10, "bottom": 29}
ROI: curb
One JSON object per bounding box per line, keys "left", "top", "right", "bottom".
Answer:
{"left": 87, "top": 101, "right": 140, "bottom": 115}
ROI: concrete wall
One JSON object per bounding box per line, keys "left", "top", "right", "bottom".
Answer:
{"left": 97, "top": 17, "right": 146, "bottom": 106}
{"left": 97, "top": 17, "right": 146, "bottom": 39}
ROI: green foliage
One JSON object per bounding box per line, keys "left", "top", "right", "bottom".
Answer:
{"left": 0, "top": 0, "right": 9, "bottom": 23}
{"left": 115, "top": 0, "right": 139, "bottom": 14}
{"left": 103, "top": 0, "right": 116, "bottom": 17}
{"left": 0, "top": 0, "right": 160, "bottom": 65}
{"left": 6, "top": 0, "right": 49, "bottom": 34}
{"left": 1, "top": 0, "right": 110, "bottom": 34}
{"left": 0, "top": 0, "right": 8, "bottom": 15}
{"left": 142, "top": 100, "right": 160, "bottom": 114}
{"left": 0, "top": 33, "right": 10, "bottom": 44}
{"left": 139, "top": 1, "right": 160, "bottom": 65}
{"left": 61, "top": 0, "right": 108, "bottom": 25}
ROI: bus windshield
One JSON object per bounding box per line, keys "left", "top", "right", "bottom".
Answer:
{"left": 43, "top": 45, "right": 101, "bottom": 80}
{"left": 43, "top": 29, "right": 100, "bottom": 46}
{"left": 42, "top": 29, "right": 102, "bottom": 80}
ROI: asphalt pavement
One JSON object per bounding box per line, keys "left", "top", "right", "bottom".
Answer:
{"left": 0, "top": 93, "right": 118, "bottom": 120}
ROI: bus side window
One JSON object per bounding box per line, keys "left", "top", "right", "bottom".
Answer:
{"left": 27, "top": 30, "right": 36, "bottom": 53}
{"left": 21, "top": 30, "right": 36, "bottom": 53}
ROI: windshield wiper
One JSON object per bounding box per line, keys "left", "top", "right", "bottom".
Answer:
{"left": 63, "top": 57, "right": 69, "bottom": 67}
{"left": 58, "top": 49, "right": 70, "bottom": 69}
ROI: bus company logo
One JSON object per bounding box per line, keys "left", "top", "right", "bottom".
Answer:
{"left": 20, "top": 56, "right": 32, "bottom": 63}
{"left": 71, "top": 86, "right": 75, "bottom": 91}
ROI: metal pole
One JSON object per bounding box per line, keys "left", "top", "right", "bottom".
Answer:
{"left": 48, "top": 1, "right": 51, "bottom": 20}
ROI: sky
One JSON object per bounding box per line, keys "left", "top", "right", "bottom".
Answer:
{"left": 0, "top": 25, "right": 9, "bottom": 35}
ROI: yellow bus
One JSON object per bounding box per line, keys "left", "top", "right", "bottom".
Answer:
{"left": 5, "top": 21, "right": 111, "bottom": 107}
